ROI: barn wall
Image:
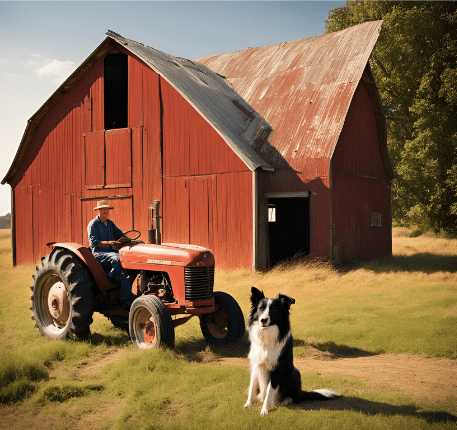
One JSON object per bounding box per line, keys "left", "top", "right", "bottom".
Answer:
{"left": 10, "top": 53, "right": 161, "bottom": 263}
{"left": 11, "top": 49, "right": 254, "bottom": 270}
{"left": 331, "top": 80, "right": 392, "bottom": 263}
{"left": 160, "top": 77, "right": 253, "bottom": 270}
{"left": 257, "top": 170, "right": 331, "bottom": 265}
{"left": 11, "top": 60, "right": 100, "bottom": 262}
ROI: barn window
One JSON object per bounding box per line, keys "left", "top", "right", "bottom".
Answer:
{"left": 104, "top": 50, "right": 128, "bottom": 130}
{"left": 371, "top": 213, "right": 382, "bottom": 227}
{"left": 268, "top": 205, "right": 276, "bottom": 222}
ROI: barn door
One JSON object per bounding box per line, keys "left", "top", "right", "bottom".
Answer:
{"left": 105, "top": 128, "right": 132, "bottom": 188}
{"left": 84, "top": 129, "right": 133, "bottom": 189}
{"left": 268, "top": 197, "right": 310, "bottom": 265}
{"left": 84, "top": 130, "right": 105, "bottom": 189}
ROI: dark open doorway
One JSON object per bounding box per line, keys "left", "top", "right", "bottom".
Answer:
{"left": 104, "top": 50, "right": 128, "bottom": 130}
{"left": 268, "top": 197, "right": 310, "bottom": 265}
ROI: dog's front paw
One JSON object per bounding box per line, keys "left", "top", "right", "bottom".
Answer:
{"left": 244, "top": 401, "right": 252, "bottom": 409}
{"left": 260, "top": 407, "right": 269, "bottom": 416}
{"left": 281, "top": 397, "right": 293, "bottom": 406}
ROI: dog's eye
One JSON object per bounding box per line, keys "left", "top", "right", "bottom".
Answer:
{"left": 258, "top": 304, "right": 264, "bottom": 311}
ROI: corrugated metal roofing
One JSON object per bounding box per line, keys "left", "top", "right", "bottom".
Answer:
{"left": 2, "top": 31, "right": 274, "bottom": 185}
{"left": 197, "top": 21, "right": 384, "bottom": 179}
{"left": 105, "top": 31, "right": 273, "bottom": 172}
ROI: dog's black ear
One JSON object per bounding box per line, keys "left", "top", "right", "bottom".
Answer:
{"left": 250, "top": 287, "right": 265, "bottom": 304}
{"left": 277, "top": 294, "right": 295, "bottom": 308}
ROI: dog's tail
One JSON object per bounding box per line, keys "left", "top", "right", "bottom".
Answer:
{"left": 301, "top": 389, "right": 341, "bottom": 401}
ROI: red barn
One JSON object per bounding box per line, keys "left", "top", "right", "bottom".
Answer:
{"left": 3, "top": 21, "right": 392, "bottom": 270}
{"left": 199, "top": 20, "right": 393, "bottom": 265}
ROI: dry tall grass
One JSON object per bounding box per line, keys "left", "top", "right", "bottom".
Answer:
{"left": 210, "top": 227, "right": 457, "bottom": 358}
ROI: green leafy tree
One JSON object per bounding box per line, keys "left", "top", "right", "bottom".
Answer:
{"left": 325, "top": 1, "right": 457, "bottom": 235}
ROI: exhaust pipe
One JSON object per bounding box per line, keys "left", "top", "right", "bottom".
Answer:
{"left": 148, "top": 200, "right": 162, "bottom": 245}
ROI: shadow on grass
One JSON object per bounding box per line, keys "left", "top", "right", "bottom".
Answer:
{"left": 290, "top": 396, "right": 457, "bottom": 424}
{"left": 296, "top": 339, "right": 378, "bottom": 358}
{"left": 175, "top": 334, "right": 250, "bottom": 363}
{"left": 88, "top": 330, "right": 131, "bottom": 347}
{"left": 345, "top": 253, "right": 457, "bottom": 274}
{"left": 177, "top": 337, "right": 377, "bottom": 363}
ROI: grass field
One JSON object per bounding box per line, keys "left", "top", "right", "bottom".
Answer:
{"left": 0, "top": 228, "right": 456, "bottom": 429}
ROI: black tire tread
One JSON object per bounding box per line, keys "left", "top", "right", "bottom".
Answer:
{"left": 31, "top": 249, "right": 95, "bottom": 340}
{"left": 200, "top": 291, "right": 245, "bottom": 345}
{"left": 129, "top": 295, "right": 175, "bottom": 349}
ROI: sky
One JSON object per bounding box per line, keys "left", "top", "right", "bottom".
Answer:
{"left": 0, "top": 0, "right": 344, "bottom": 216}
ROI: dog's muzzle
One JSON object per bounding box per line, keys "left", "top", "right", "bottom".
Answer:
{"left": 259, "top": 317, "right": 269, "bottom": 329}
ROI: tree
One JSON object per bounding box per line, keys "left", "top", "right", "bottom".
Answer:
{"left": 325, "top": 1, "right": 457, "bottom": 235}
{"left": 0, "top": 213, "right": 11, "bottom": 229}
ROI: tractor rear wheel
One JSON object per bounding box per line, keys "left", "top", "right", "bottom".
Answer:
{"left": 129, "top": 295, "right": 175, "bottom": 349}
{"left": 200, "top": 291, "right": 245, "bottom": 345}
{"left": 31, "top": 249, "right": 95, "bottom": 340}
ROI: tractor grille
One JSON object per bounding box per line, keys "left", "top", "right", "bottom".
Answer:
{"left": 184, "top": 266, "right": 214, "bottom": 301}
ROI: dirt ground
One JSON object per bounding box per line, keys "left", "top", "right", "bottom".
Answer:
{"left": 76, "top": 347, "right": 457, "bottom": 403}
{"left": 215, "top": 352, "right": 457, "bottom": 403}
{"left": 1, "top": 348, "right": 456, "bottom": 429}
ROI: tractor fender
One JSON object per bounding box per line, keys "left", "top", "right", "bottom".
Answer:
{"left": 46, "top": 242, "right": 115, "bottom": 292}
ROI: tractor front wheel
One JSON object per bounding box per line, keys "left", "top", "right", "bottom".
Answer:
{"left": 200, "top": 291, "right": 245, "bottom": 345}
{"left": 31, "top": 249, "right": 95, "bottom": 340}
{"left": 129, "top": 295, "right": 175, "bottom": 349}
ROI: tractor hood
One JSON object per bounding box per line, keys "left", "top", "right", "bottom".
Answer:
{"left": 119, "top": 243, "right": 215, "bottom": 268}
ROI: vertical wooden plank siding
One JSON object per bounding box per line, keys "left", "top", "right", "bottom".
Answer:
{"left": 331, "top": 81, "right": 392, "bottom": 263}
{"left": 162, "top": 176, "right": 189, "bottom": 244}
{"left": 105, "top": 128, "right": 132, "bottom": 188}
{"left": 10, "top": 49, "right": 254, "bottom": 269}
{"left": 128, "top": 55, "right": 143, "bottom": 128}
{"left": 142, "top": 68, "right": 162, "bottom": 218}
{"left": 160, "top": 78, "right": 247, "bottom": 177}
{"left": 14, "top": 186, "right": 33, "bottom": 263}
{"left": 309, "top": 177, "right": 331, "bottom": 259}
{"left": 11, "top": 55, "right": 105, "bottom": 263}
{"left": 84, "top": 131, "right": 105, "bottom": 188}
{"left": 91, "top": 61, "right": 104, "bottom": 132}
{"left": 163, "top": 172, "right": 253, "bottom": 270}
{"left": 159, "top": 74, "right": 253, "bottom": 269}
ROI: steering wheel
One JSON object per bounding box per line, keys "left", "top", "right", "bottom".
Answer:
{"left": 122, "top": 229, "right": 142, "bottom": 242}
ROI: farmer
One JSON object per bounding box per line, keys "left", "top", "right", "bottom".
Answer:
{"left": 87, "top": 200, "right": 137, "bottom": 309}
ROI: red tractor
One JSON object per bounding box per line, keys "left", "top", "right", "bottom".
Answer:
{"left": 30, "top": 202, "right": 245, "bottom": 349}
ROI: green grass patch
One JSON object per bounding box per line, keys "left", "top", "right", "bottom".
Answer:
{"left": 37, "top": 381, "right": 104, "bottom": 404}
{"left": 58, "top": 348, "right": 455, "bottom": 430}
{"left": 0, "top": 229, "right": 456, "bottom": 428}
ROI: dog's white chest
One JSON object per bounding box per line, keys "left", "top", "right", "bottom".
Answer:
{"left": 248, "top": 325, "right": 290, "bottom": 371}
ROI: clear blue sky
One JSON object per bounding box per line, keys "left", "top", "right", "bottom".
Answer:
{"left": 0, "top": 1, "right": 344, "bottom": 216}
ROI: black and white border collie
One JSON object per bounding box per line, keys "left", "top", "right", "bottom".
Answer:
{"left": 244, "top": 287, "right": 340, "bottom": 416}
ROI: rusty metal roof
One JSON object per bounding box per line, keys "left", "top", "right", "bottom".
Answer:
{"left": 2, "top": 32, "right": 274, "bottom": 184}
{"left": 105, "top": 31, "right": 273, "bottom": 172}
{"left": 197, "top": 21, "right": 384, "bottom": 179}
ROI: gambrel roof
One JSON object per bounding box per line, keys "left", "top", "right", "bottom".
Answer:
{"left": 197, "top": 21, "right": 392, "bottom": 178}
{"left": 2, "top": 31, "right": 273, "bottom": 184}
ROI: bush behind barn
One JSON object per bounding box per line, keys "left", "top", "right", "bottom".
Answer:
{"left": 0, "top": 213, "right": 11, "bottom": 229}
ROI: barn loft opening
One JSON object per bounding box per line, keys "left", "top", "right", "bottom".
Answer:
{"left": 104, "top": 50, "right": 128, "bottom": 130}
{"left": 268, "top": 197, "right": 310, "bottom": 265}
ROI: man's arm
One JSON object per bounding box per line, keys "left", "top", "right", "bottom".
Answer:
{"left": 111, "top": 220, "right": 125, "bottom": 242}
{"left": 87, "top": 220, "right": 103, "bottom": 251}
{"left": 88, "top": 219, "right": 122, "bottom": 251}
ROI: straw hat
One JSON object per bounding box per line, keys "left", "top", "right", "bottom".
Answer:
{"left": 93, "top": 200, "right": 114, "bottom": 210}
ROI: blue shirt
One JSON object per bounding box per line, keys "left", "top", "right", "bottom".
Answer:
{"left": 87, "top": 216, "right": 124, "bottom": 254}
